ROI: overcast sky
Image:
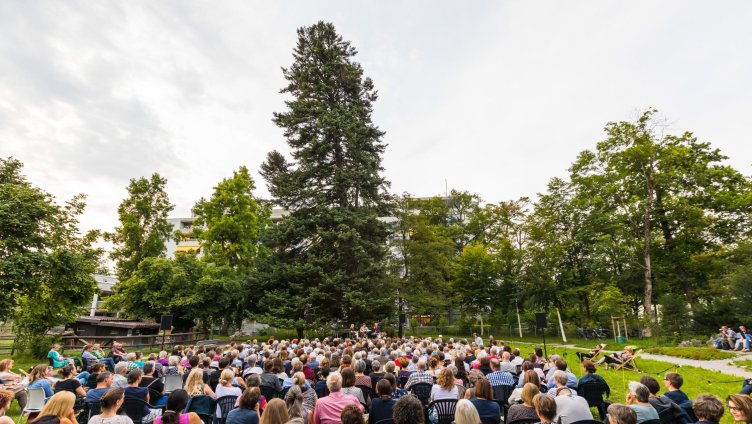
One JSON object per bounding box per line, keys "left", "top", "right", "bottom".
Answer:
{"left": 2, "top": 1, "right": 751, "bottom": 238}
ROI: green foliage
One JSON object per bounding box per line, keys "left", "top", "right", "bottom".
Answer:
{"left": 452, "top": 243, "right": 498, "bottom": 320}
{"left": 258, "top": 21, "right": 394, "bottom": 336}
{"left": 109, "top": 174, "right": 174, "bottom": 281}
{"left": 644, "top": 346, "right": 735, "bottom": 360}
{"left": 0, "top": 157, "right": 101, "bottom": 336}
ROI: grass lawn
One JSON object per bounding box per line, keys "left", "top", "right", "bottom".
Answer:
{"left": 732, "top": 359, "right": 752, "bottom": 369}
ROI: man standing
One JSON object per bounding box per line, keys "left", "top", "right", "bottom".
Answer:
{"left": 474, "top": 333, "right": 483, "bottom": 348}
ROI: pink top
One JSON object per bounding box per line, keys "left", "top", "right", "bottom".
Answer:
{"left": 155, "top": 413, "right": 189, "bottom": 424}
{"left": 313, "top": 391, "right": 363, "bottom": 424}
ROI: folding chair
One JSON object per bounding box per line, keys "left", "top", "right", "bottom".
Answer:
{"left": 428, "top": 399, "right": 458, "bottom": 424}
{"left": 122, "top": 397, "right": 162, "bottom": 424}
{"left": 185, "top": 394, "right": 215, "bottom": 424}
{"left": 356, "top": 384, "right": 372, "bottom": 402}
{"left": 215, "top": 395, "right": 238, "bottom": 424}
{"left": 409, "top": 383, "right": 432, "bottom": 408}
{"left": 163, "top": 374, "right": 183, "bottom": 394}
{"left": 259, "top": 385, "right": 279, "bottom": 401}
{"left": 18, "top": 387, "right": 46, "bottom": 422}
{"left": 577, "top": 381, "right": 609, "bottom": 420}
{"left": 612, "top": 350, "right": 641, "bottom": 372}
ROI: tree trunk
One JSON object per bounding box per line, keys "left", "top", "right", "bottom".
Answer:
{"left": 642, "top": 158, "right": 656, "bottom": 336}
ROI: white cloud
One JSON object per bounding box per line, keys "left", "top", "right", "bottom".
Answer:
{"left": 1, "top": 0, "right": 750, "bottom": 239}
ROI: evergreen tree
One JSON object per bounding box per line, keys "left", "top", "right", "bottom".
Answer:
{"left": 259, "top": 21, "right": 393, "bottom": 336}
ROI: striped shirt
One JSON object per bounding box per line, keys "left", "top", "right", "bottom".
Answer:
{"left": 487, "top": 371, "right": 515, "bottom": 387}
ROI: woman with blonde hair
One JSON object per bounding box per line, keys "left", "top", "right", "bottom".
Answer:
{"left": 507, "top": 383, "right": 540, "bottom": 422}
{"left": 183, "top": 368, "right": 215, "bottom": 398}
{"left": 259, "top": 398, "right": 288, "bottom": 424}
{"left": 509, "top": 370, "right": 541, "bottom": 404}
{"left": 454, "top": 399, "right": 481, "bottom": 424}
{"left": 430, "top": 367, "right": 459, "bottom": 401}
{"left": 0, "top": 359, "right": 28, "bottom": 411}
{"left": 30, "top": 391, "right": 77, "bottom": 424}
{"left": 215, "top": 369, "right": 242, "bottom": 419}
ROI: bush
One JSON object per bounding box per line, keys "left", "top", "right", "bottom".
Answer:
{"left": 645, "top": 346, "right": 735, "bottom": 360}
{"left": 16, "top": 334, "right": 62, "bottom": 360}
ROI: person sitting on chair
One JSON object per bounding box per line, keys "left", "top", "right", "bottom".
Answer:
{"left": 597, "top": 347, "right": 635, "bottom": 368}
{"left": 626, "top": 382, "right": 660, "bottom": 424}
{"left": 662, "top": 373, "right": 689, "bottom": 406}
{"left": 576, "top": 344, "right": 606, "bottom": 362}
{"left": 639, "top": 376, "right": 691, "bottom": 424}
{"left": 533, "top": 393, "right": 558, "bottom": 424}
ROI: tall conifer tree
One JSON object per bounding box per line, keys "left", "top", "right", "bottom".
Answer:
{"left": 259, "top": 22, "right": 393, "bottom": 336}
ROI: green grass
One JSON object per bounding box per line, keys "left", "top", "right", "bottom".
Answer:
{"left": 732, "top": 359, "right": 752, "bottom": 369}
{"left": 644, "top": 346, "right": 736, "bottom": 360}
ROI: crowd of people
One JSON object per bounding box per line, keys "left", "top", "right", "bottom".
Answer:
{"left": 713, "top": 327, "right": 752, "bottom": 351}
{"left": 1, "top": 333, "right": 752, "bottom": 424}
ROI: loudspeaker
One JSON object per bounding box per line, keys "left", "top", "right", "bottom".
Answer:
{"left": 159, "top": 314, "right": 173, "bottom": 331}
{"left": 535, "top": 312, "right": 547, "bottom": 329}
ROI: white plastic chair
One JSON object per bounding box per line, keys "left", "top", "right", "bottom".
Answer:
{"left": 163, "top": 374, "right": 183, "bottom": 393}
{"left": 18, "top": 387, "right": 46, "bottom": 422}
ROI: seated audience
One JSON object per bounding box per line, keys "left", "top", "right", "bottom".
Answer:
{"left": 663, "top": 373, "right": 690, "bottom": 405}
{"left": 454, "top": 399, "right": 481, "bottom": 424}
{"left": 578, "top": 360, "right": 610, "bottom": 396}
{"left": 226, "top": 387, "right": 261, "bottom": 424}
{"left": 692, "top": 394, "right": 724, "bottom": 424}
{"left": 369, "top": 379, "right": 396, "bottom": 424}
{"left": 29, "top": 391, "right": 77, "bottom": 424}
{"left": 626, "top": 381, "right": 660, "bottom": 424}
{"left": 726, "top": 394, "right": 752, "bottom": 424}
{"left": 639, "top": 376, "right": 690, "bottom": 424}
{"left": 533, "top": 393, "right": 558, "bottom": 424}
{"left": 88, "top": 388, "right": 133, "bottom": 424}
{"left": 261, "top": 398, "right": 289, "bottom": 424}
{"left": 313, "top": 373, "right": 363, "bottom": 424}
{"left": 340, "top": 404, "right": 365, "bottom": 424}
{"left": 467, "top": 377, "right": 500, "bottom": 421}
{"left": 28, "top": 364, "right": 56, "bottom": 398}
{"left": 86, "top": 372, "right": 114, "bottom": 402}
{"left": 430, "top": 367, "right": 459, "bottom": 401}
{"left": 507, "top": 383, "right": 541, "bottom": 423}
{"left": 284, "top": 386, "right": 309, "bottom": 424}
{"left": 154, "top": 389, "right": 202, "bottom": 424}
{"left": 0, "top": 390, "right": 14, "bottom": 424}
{"left": 607, "top": 404, "right": 637, "bottom": 424}
{"left": 393, "top": 394, "right": 425, "bottom": 424}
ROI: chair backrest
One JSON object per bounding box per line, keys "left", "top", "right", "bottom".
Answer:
{"left": 356, "top": 385, "right": 372, "bottom": 401}
{"left": 121, "top": 397, "right": 151, "bottom": 424}
{"left": 186, "top": 394, "right": 215, "bottom": 424}
{"left": 147, "top": 387, "right": 163, "bottom": 404}
{"left": 657, "top": 406, "right": 674, "bottom": 424}
{"left": 428, "top": 399, "right": 458, "bottom": 424}
{"left": 164, "top": 374, "right": 184, "bottom": 393}
{"left": 215, "top": 395, "right": 238, "bottom": 422}
{"left": 569, "top": 420, "right": 604, "bottom": 424}
{"left": 259, "top": 385, "right": 279, "bottom": 400}
{"left": 409, "top": 383, "right": 433, "bottom": 407}
{"left": 82, "top": 400, "right": 101, "bottom": 424}
{"left": 26, "top": 387, "right": 47, "bottom": 411}
{"left": 640, "top": 420, "right": 662, "bottom": 424}
{"left": 374, "top": 419, "right": 394, "bottom": 424}
{"left": 492, "top": 384, "right": 515, "bottom": 405}
{"left": 577, "top": 381, "right": 608, "bottom": 407}
{"left": 678, "top": 400, "right": 697, "bottom": 422}
{"left": 398, "top": 376, "right": 409, "bottom": 388}
{"left": 481, "top": 417, "right": 502, "bottom": 424}
{"left": 314, "top": 383, "right": 329, "bottom": 398}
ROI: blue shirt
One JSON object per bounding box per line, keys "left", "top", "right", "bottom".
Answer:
{"left": 487, "top": 371, "right": 515, "bottom": 387}
{"left": 547, "top": 370, "right": 578, "bottom": 389}
{"left": 86, "top": 387, "right": 110, "bottom": 402}
{"left": 470, "top": 399, "right": 501, "bottom": 419}
{"left": 29, "top": 379, "right": 54, "bottom": 398}
{"left": 225, "top": 408, "right": 259, "bottom": 424}
{"left": 369, "top": 398, "right": 397, "bottom": 423}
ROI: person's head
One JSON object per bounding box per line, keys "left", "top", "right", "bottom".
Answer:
{"left": 36, "top": 391, "right": 75, "bottom": 420}
{"left": 245, "top": 373, "right": 261, "bottom": 388}
{"left": 417, "top": 358, "right": 427, "bottom": 371}
{"left": 260, "top": 398, "right": 288, "bottom": 424}
{"left": 554, "top": 358, "right": 567, "bottom": 371}
{"left": 639, "top": 376, "right": 660, "bottom": 395}
{"left": 535, "top": 347, "right": 543, "bottom": 358}
{"left": 627, "top": 382, "right": 650, "bottom": 403}
{"left": 60, "top": 364, "right": 76, "bottom": 378}
{"left": 607, "top": 403, "right": 637, "bottom": 424}
{"left": 553, "top": 370, "right": 568, "bottom": 388}
{"left": 326, "top": 372, "right": 343, "bottom": 392}
{"left": 97, "top": 371, "right": 113, "bottom": 388}
{"left": 188, "top": 355, "right": 200, "bottom": 369}
{"left": 219, "top": 368, "right": 235, "bottom": 386}
{"left": 474, "top": 377, "right": 493, "bottom": 400}
{"left": 582, "top": 360, "right": 597, "bottom": 374}
{"left": 727, "top": 394, "right": 752, "bottom": 423}
{"left": 393, "top": 395, "right": 425, "bottom": 424}
{"left": 664, "top": 372, "right": 683, "bottom": 390}
{"left": 127, "top": 368, "right": 142, "bottom": 385}
{"left": 114, "top": 361, "right": 129, "bottom": 376}
{"left": 533, "top": 393, "right": 557, "bottom": 422}
{"left": 437, "top": 367, "right": 454, "bottom": 389}
{"left": 99, "top": 388, "right": 125, "bottom": 412}
{"left": 284, "top": 385, "right": 306, "bottom": 419}
{"left": 522, "top": 383, "right": 540, "bottom": 406}
{"left": 490, "top": 358, "right": 500, "bottom": 371}
{"left": 143, "top": 361, "right": 155, "bottom": 376}
{"left": 454, "top": 399, "right": 481, "bottom": 424}
{"left": 354, "top": 359, "right": 366, "bottom": 374}
{"left": 239, "top": 387, "right": 261, "bottom": 410}
{"left": 693, "top": 395, "right": 724, "bottom": 423}
{"left": 89, "top": 362, "right": 106, "bottom": 374}
{"left": 376, "top": 378, "right": 393, "bottom": 399}
{"left": 340, "top": 404, "right": 365, "bottom": 424}
{"left": 341, "top": 367, "right": 356, "bottom": 388}
{"left": 162, "top": 390, "right": 190, "bottom": 424}
{"left": 185, "top": 368, "right": 205, "bottom": 394}
{"left": 524, "top": 369, "right": 541, "bottom": 387}
{"left": 0, "top": 359, "right": 12, "bottom": 373}
{"left": 384, "top": 373, "right": 397, "bottom": 390}
{"left": 29, "top": 364, "right": 51, "bottom": 383}
{"left": 0, "top": 390, "right": 13, "bottom": 413}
